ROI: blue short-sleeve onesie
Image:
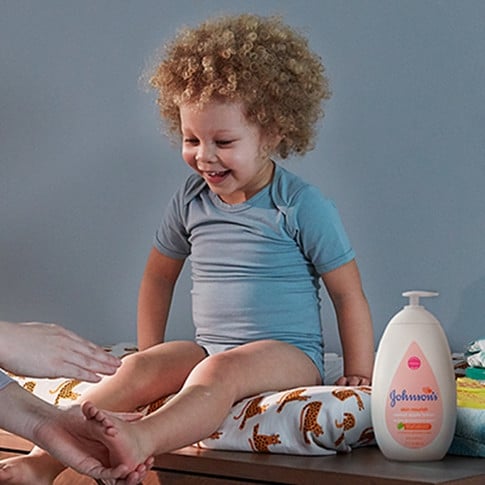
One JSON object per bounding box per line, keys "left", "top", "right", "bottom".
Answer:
{"left": 154, "top": 164, "right": 355, "bottom": 380}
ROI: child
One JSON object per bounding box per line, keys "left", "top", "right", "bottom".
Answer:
{"left": 0, "top": 13, "right": 374, "bottom": 483}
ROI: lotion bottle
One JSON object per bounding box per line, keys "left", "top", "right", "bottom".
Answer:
{"left": 371, "top": 291, "right": 456, "bottom": 461}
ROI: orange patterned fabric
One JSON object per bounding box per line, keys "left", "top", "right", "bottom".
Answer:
{"left": 196, "top": 385, "right": 374, "bottom": 455}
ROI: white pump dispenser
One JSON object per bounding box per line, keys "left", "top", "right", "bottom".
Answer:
{"left": 371, "top": 291, "right": 456, "bottom": 461}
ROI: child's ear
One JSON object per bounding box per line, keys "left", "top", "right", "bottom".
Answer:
{"left": 265, "top": 133, "right": 284, "bottom": 154}
{"left": 260, "top": 136, "right": 280, "bottom": 159}
{"left": 273, "top": 133, "right": 284, "bottom": 147}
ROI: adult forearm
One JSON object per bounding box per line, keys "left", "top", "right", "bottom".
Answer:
{"left": 0, "top": 382, "right": 56, "bottom": 442}
{"left": 0, "top": 321, "right": 15, "bottom": 370}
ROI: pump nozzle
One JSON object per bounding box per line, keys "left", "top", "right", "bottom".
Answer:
{"left": 402, "top": 290, "right": 439, "bottom": 306}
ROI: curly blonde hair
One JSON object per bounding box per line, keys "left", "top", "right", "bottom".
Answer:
{"left": 148, "top": 13, "right": 331, "bottom": 159}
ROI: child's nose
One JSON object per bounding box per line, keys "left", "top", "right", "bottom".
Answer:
{"left": 196, "top": 145, "right": 217, "bottom": 164}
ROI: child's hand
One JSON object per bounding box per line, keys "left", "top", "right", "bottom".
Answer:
{"left": 334, "top": 375, "right": 371, "bottom": 386}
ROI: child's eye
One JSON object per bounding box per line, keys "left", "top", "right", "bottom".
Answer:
{"left": 184, "top": 138, "right": 199, "bottom": 146}
{"left": 216, "top": 140, "right": 234, "bottom": 146}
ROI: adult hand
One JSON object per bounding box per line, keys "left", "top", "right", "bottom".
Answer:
{"left": 35, "top": 404, "right": 150, "bottom": 481}
{"left": 0, "top": 385, "right": 149, "bottom": 482}
{"left": 0, "top": 321, "right": 121, "bottom": 381}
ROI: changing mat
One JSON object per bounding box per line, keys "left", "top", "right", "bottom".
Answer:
{"left": 2, "top": 344, "right": 375, "bottom": 455}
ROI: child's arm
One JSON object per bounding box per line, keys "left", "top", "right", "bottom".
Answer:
{"left": 137, "top": 247, "right": 185, "bottom": 351}
{"left": 322, "top": 259, "right": 374, "bottom": 386}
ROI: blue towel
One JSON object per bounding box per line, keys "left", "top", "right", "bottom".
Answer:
{"left": 448, "top": 407, "right": 485, "bottom": 457}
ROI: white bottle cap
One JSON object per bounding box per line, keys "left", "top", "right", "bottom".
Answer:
{"left": 402, "top": 290, "right": 439, "bottom": 307}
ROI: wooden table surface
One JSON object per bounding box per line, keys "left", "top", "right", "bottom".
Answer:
{"left": 1, "top": 429, "right": 484, "bottom": 484}
{"left": 153, "top": 445, "right": 485, "bottom": 484}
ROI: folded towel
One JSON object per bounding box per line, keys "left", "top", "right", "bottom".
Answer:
{"left": 466, "top": 338, "right": 485, "bottom": 354}
{"left": 448, "top": 378, "right": 485, "bottom": 458}
{"left": 467, "top": 351, "right": 485, "bottom": 368}
{"left": 465, "top": 338, "right": 485, "bottom": 368}
{"left": 456, "top": 377, "right": 485, "bottom": 409}
{"left": 448, "top": 407, "right": 485, "bottom": 457}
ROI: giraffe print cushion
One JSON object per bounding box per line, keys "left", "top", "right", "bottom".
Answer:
{"left": 3, "top": 344, "right": 375, "bottom": 455}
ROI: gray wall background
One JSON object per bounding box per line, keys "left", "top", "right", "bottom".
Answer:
{"left": 1, "top": 1, "right": 484, "bottom": 354}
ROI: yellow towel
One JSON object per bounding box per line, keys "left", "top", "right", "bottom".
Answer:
{"left": 456, "top": 377, "right": 485, "bottom": 410}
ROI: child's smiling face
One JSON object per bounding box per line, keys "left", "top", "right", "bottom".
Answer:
{"left": 180, "top": 100, "right": 275, "bottom": 205}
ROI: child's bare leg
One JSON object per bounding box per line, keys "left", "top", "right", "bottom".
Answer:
{"left": 0, "top": 452, "right": 60, "bottom": 485}
{"left": 81, "top": 340, "right": 321, "bottom": 468}
{"left": 82, "top": 340, "right": 208, "bottom": 411}
{"left": 0, "top": 341, "right": 206, "bottom": 484}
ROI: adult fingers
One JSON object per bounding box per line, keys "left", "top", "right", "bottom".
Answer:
{"left": 56, "top": 336, "right": 121, "bottom": 379}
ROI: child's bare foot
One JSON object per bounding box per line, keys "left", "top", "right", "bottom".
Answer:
{"left": 82, "top": 401, "right": 153, "bottom": 484}
{"left": 0, "top": 453, "right": 58, "bottom": 485}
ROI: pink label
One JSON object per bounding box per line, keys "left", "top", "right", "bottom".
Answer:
{"left": 385, "top": 341, "right": 442, "bottom": 448}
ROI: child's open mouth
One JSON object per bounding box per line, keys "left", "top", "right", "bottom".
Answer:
{"left": 205, "top": 170, "right": 231, "bottom": 183}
